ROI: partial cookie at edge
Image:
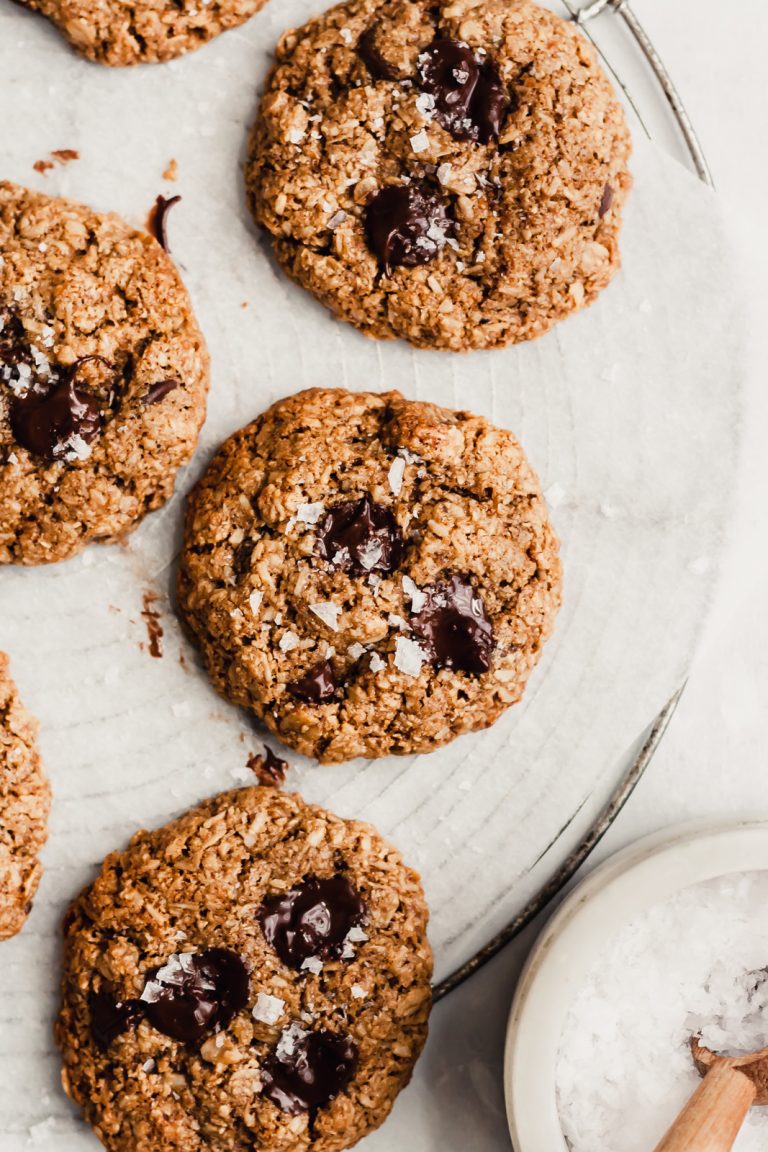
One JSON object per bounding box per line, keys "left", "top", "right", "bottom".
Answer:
{"left": 0, "top": 652, "right": 50, "bottom": 940}
{"left": 0, "top": 181, "right": 209, "bottom": 565}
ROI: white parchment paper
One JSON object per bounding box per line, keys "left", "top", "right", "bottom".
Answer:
{"left": 0, "top": 0, "right": 743, "bottom": 1145}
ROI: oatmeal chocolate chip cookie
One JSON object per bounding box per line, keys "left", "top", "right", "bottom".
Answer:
{"left": 0, "top": 182, "right": 209, "bottom": 565}
{"left": 21, "top": 0, "right": 270, "bottom": 66}
{"left": 56, "top": 786, "right": 431, "bottom": 1152}
{"left": 0, "top": 652, "right": 50, "bottom": 940}
{"left": 246, "top": 0, "right": 631, "bottom": 351}
{"left": 177, "top": 387, "right": 561, "bottom": 763}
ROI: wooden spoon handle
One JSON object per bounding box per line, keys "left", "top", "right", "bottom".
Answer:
{"left": 653, "top": 1062, "right": 756, "bottom": 1152}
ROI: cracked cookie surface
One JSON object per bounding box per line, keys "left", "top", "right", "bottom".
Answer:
{"left": 56, "top": 786, "right": 431, "bottom": 1152}
{"left": 177, "top": 387, "right": 562, "bottom": 763}
{"left": 21, "top": 0, "right": 270, "bottom": 65}
{"left": 0, "top": 182, "right": 209, "bottom": 565}
{"left": 246, "top": 0, "right": 631, "bottom": 351}
{"left": 0, "top": 652, "right": 50, "bottom": 941}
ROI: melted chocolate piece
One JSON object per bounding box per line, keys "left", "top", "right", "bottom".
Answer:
{"left": 365, "top": 184, "right": 453, "bottom": 276}
{"left": 599, "top": 183, "right": 614, "bottom": 218}
{"left": 258, "top": 875, "right": 365, "bottom": 969}
{"left": 90, "top": 990, "right": 145, "bottom": 1051}
{"left": 262, "top": 1027, "right": 358, "bottom": 1115}
{"left": 142, "top": 379, "right": 179, "bottom": 405}
{"left": 317, "top": 495, "right": 403, "bottom": 574}
{"left": 139, "top": 949, "right": 249, "bottom": 1044}
{"left": 412, "top": 573, "right": 494, "bottom": 674}
{"left": 150, "top": 194, "right": 182, "bottom": 253}
{"left": 10, "top": 378, "right": 101, "bottom": 461}
{"left": 287, "top": 659, "right": 337, "bottom": 704}
{"left": 357, "top": 25, "right": 400, "bottom": 80}
{"left": 249, "top": 745, "right": 288, "bottom": 786}
{"left": 417, "top": 40, "right": 508, "bottom": 144}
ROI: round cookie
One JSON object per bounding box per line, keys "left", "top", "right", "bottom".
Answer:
{"left": 22, "top": 0, "right": 269, "bottom": 66}
{"left": 56, "top": 786, "right": 432, "bottom": 1152}
{"left": 0, "top": 182, "right": 209, "bottom": 565}
{"left": 246, "top": 0, "right": 632, "bottom": 352}
{"left": 0, "top": 652, "right": 50, "bottom": 940}
{"left": 177, "top": 387, "right": 562, "bottom": 763}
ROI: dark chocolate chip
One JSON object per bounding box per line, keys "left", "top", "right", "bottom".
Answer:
{"left": 258, "top": 875, "right": 365, "bottom": 969}
{"left": 142, "top": 379, "right": 179, "bottom": 405}
{"left": 357, "top": 25, "right": 400, "bottom": 80}
{"left": 90, "top": 990, "right": 145, "bottom": 1051}
{"left": 262, "top": 1027, "right": 358, "bottom": 1115}
{"left": 287, "top": 659, "right": 337, "bottom": 704}
{"left": 417, "top": 39, "right": 508, "bottom": 144}
{"left": 139, "top": 949, "right": 249, "bottom": 1044}
{"left": 365, "top": 185, "right": 453, "bottom": 275}
{"left": 599, "top": 183, "right": 614, "bottom": 218}
{"left": 150, "top": 194, "right": 182, "bottom": 253}
{"left": 411, "top": 573, "right": 494, "bottom": 674}
{"left": 249, "top": 745, "right": 288, "bottom": 786}
{"left": 316, "top": 495, "right": 403, "bottom": 574}
{"left": 10, "top": 378, "right": 101, "bottom": 461}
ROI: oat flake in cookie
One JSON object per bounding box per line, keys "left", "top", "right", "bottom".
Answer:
{"left": 56, "top": 786, "right": 431, "bottom": 1152}
{"left": 177, "top": 388, "right": 562, "bottom": 762}
{"left": 246, "top": 0, "right": 631, "bottom": 351}
{"left": 0, "top": 652, "right": 50, "bottom": 940}
{"left": 0, "top": 182, "right": 209, "bottom": 565}
{"left": 21, "top": 0, "right": 270, "bottom": 66}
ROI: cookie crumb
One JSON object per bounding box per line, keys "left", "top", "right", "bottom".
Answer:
{"left": 51, "top": 149, "right": 79, "bottom": 164}
{"left": 32, "top": 160, "right": 54, "bottom": 175}
{"left": 163, "top": 159, "right": 179, "bottom": 182}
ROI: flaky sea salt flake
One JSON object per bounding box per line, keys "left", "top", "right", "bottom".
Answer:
{"left": 309, "top": 601, "right": 340, "bottom": 631}
{"left": 252, "top": 992, "right": 285, "bottom": 1025}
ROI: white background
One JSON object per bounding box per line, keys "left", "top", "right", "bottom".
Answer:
{"left": 1, "top": 0, "right": 766, "bottom": 1149}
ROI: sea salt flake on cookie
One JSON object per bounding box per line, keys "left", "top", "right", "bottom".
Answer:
{"left": 369, "top": 653, "right": 386, "bottom": 673}
{"left": 309, "top": 602, "right": 340, "bottom": 631}
{"left": 279, "top": 630, "right": 300, "bottom": 652}
{"left": 296, "top": 501, "right": 325, "bottom": 524}
{"left": 394, "top": 636, "right": 428, "bottom": 677}
{"left": 249, "top": 590, "right": 264, "bottom": 615}
{"left": 252, "top": 992, "right": 285, "bottom": 1025}
{"left": 301, "top": 955, "right": 324, "bottom": 975}
{"left": 402, "top": 574, "right": 427, "bottom": 613}
{"left": 388, "top": 455, "right": 406, "bottom": 495}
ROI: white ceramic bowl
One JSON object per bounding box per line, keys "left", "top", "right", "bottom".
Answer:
{"left": 504, "top": 819, "right": 768, "bottom": 1151}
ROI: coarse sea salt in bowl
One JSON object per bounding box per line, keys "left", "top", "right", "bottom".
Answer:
{"left": 504, "top": 821, "right": 768, "bottom": 1152}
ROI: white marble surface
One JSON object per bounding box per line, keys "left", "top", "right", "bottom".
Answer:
{"left": 2, "top": 1, "right": 766, "bottom": 1149}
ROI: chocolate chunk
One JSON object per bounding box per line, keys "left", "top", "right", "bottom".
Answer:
{"left": 365, "top": 184, "right": 453, "bottom": 276}
{"left": 599, "top": 183, "right": 614, "bottom": 218}
{"left": 248, "top": 745, "right": 288, "bottom": 787}
{"left": 357, "top": 25, "right": 400, "bottom": 80}
{"left": 412, "top": 573, "right": 494, "bottom": 674}
{"left": 262, "top": 1027, "right": 358, "bottom": 1115}
{"left": 142, "top": 379, "right": 179, "bottom": 405}
{"left": 10, "top": 378, "right": 101, "bottom": 461}
{"left": 287, "top": 659, "right": 337, "bottom": 704}
{"left": 150, "top": 194, "right": 181, "bottom": 253}
{"left": 258, "top": 875, "right": 365, "bottom": 969}
{"left": 139, "top": 949, "right": 249, "bottom": 1044}
{"left": 417, "top": 40, "right": 508, "bottom": 144}
{"left": 317, "top": 495, "right": 403, "bottom": 574}
{"left": 90, "top": 990, "right": 145, "bottom": 1051}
